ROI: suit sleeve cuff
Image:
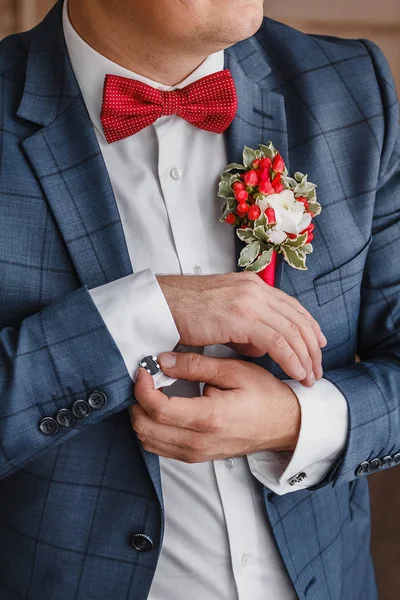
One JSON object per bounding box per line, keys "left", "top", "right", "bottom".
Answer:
{"left": 89, "top": 269, "right": 180, "bottom": 387}
{"left": 247, "top": 378, "right": 349, "bottom": 495}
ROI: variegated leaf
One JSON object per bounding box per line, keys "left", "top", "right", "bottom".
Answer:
{"left": 282, "top": 246, "right": 308, "bottom": 270}
{"left": 259, "top": 142, "right": 277, "bottom": 160}
{"left": 238, "top": 241, "right": 261, "bottom": 267}
{"left": 220, "top": 198, "right": 237, "bottom": 221}
{"left": 243, "top": 147, "right": 258, "bottom": 168}
{"left": 284, "top": 232, "right": 308, "bottom": 249}
{"left": 237, "top": 228, "right": 256, "bottom": 243}
{"left": 254, "top": 213, "right": 268, "bottom": 229}
{"left": 246, "top": 248, "right": 274, "bottom": 272}
{"left": 253, "top": 225, "right": 270, "bottom": 244}
{"left": 218, "top": 181, "right": 233, "bottom": 199}
{"left": 223, "top": 163, "right": 246, "bottom": 173}
{"left": 307, "top": 202, "right": 321, "bottom": 217}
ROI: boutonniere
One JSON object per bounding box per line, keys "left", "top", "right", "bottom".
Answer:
{"left": 219, "top": 142, "right": 321, "bottom": 282}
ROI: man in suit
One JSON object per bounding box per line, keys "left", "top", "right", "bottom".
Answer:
{"left": 0, "top": 0, "right": 399, "bottom": 598}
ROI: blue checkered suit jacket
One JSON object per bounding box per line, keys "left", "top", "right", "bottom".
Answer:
{"left": 0, "top": 1, "right": 399, "bottom": 598}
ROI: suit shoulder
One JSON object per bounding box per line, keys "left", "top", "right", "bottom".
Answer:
{"left": 256, "top": 17, "right": 371, "bottom": 66}
{"left": 253, "top": 18, "right": 397, "bottom": 105}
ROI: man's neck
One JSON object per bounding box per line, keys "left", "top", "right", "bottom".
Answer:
{"left": 68, "top": 0, "right": 210, "bottom": 86}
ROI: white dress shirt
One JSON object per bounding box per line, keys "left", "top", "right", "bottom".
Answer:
{"left": 63, "top": 3, "right": 348, "bottom": 598}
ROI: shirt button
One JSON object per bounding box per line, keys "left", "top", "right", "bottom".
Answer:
{"left": 241, "top": 553, "right": 255, "bottom": 567}
{"left": 193, "top": 265, "right": 202, "bottom": 275}
{"left": 170, "top": 167, "right": 182, "bottom": 181}
{"left": 225, "top": 458, "right": 234, "bottom": 470}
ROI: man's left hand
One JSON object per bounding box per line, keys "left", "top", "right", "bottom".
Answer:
{"left": 130, "top": 352, "right": 301, "bottom": 463}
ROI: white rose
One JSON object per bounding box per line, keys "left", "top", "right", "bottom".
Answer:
{"left": 256, "top": 189, "right": 311, "bottom": 235}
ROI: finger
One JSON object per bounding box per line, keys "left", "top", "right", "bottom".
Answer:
{"left": 268, "top": 299, "right": 323, "bottom": 380}
{"left": 131, "top": 403, "right": 214, "bottom": 456}
{"left": 158, "top": 352, "right": 242, "bottom": 389}
{"left": 245, "top": 322, "right": 308, "bottom": 381}
{"left": 134, "top": 368, "right": 171, "bottom": 417}
{"left": 266, "top": 288, "right": 327, "bottom": 348}
{"left": 259, "top": 312, "right": 314, "bottom": 380}
{"left": 134, "top": 368, "right": 221, "bottom": 431}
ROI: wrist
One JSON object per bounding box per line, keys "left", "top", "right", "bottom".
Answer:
{"left": 269, "top": 381, "right": 301, "bottom": 452}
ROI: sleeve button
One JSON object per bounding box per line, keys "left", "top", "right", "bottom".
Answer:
{"left": 87, "top": 391, "right": 107, "bottom": 410}
{"left": 368, "top": 458, "right": 381, "bottom": 473}
{"left": 39, "top": 417, "right": 58, "bottom": 435}
{"left": 72, "top": 399, "right": 91, "bottom": 419}
{"left": 381, "top": 455, "right": 393, "bottom": 468}
{"left": 355, "top": 461, "right": 370, "bottom": 476}
{"left": 56, "top": 408, "right": 74, "bottom": 428}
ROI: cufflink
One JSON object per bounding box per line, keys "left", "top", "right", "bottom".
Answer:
{"left": 137, "top": 354, "right": 176, "bottom": 390}
{"left": 139, "top": 355, "right": 161, "bottom": 376}
{"left": 289, "top": 471, "right": 307, "bottom": 486}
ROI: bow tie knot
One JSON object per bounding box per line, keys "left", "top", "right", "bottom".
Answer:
{"left": 162, "top": 90, "right": 182, "bottom": 116}
{"left": 100, "top": 69, "right": 237, "bottom": 143}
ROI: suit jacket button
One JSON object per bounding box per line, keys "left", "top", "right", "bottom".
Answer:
{"left": 392, "top": 452, "right": 400, "bottom": 465}
{"left": 368, "top": 458, "right": 381, "bottom": 473}
{"left": 355, "top": 461, "right": 369, "bottom": 476}
{"left": 131, "top": 533, "right": 154, "bottom": 552}
{"left": 39, "top": 417, "right": 58, "bottom": 435}
{"left": 56, "top": 408, "right": 74, "bottom": 428}
{"left": 72, "top": 399, "right": 91, "bottom": 419}
{"left": 381, "top": 455, "right": 393, "bottom": 468}
{"left": 87, "top": 391, "right": 107, "bottom": 410}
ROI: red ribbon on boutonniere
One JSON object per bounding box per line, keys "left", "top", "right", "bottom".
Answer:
{"left": 218, "top": 142, "right": 321, "bottom": 286}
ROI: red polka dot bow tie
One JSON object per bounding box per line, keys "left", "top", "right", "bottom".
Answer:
{"left": 100, "top": 69, "right": 238, "bottom": 143}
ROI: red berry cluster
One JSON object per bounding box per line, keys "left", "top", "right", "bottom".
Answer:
{"left": 226, "top": 153, "right": 286, "bottom": 226}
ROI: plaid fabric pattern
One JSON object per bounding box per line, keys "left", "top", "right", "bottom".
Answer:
{"left": 0, "top": 1, "right": 398, "bottom": 598}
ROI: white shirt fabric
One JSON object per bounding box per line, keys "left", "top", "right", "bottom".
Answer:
{"left": 63, "top": 3, "right": 348, "bottom": 598}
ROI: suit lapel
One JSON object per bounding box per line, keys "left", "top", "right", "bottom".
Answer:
{"left": 224, "top": 43, "right": 289, "bottom": 293}
{"left": 18, "top": 1, "right": 165, "bottom": 508}
{"left": 224, "top": 41, "right": 291, "bottom": 374}
{"left": 19, "top": 1, "right": 132, "bottom": 290}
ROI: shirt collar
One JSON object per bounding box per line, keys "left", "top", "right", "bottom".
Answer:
{"left": 62, "top": 0, "right": 225, "bottom": 138}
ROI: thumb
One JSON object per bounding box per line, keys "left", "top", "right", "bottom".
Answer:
{"left": 158, "top": 352, "right": 238, "bottom": 389}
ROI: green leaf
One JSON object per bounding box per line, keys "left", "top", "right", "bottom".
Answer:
{"left": 282, "top": 246, "right": 308, "bottom": 270}
{"left": 303, "top": 243, "right": 313, "bottom": 255}
{"left": 253, "top": 225, "right": 270, "bottom": 244}
{"left": 254, "top": 212, "right": 267, "bottom": 229}
{"left": 219, "top": 198, "right": 237, "bottom": 221}
{"left": 246, "top": 248, "right": 274, "bottom": 272}
{"left": 237, "top": 228, "right": 256, "bottom": 243}
{"left": 218, "top": 181, "right": 233, "bottom": 199}
{"left": 238, "top": 241, "right": 261, "bottom": 267}
{"left": 294, "top": 172, "right": 306, "bottom": 184}
{"left": 307, "top": 202, "right": 321, "bottom": 217}
{"left": 259, "top": 142, "right": 277, "bottom": 160}
{"left": 284, "top": 232, "right": 308, "bottom": 249}
{"left": 243, "top": 147, "right": 258, "bottom": 168}
{"left": 223, "top": 163, "right": 246, "bottom": 173}
{"left": 306, "top": 187, "right": 317, "bottom": 203}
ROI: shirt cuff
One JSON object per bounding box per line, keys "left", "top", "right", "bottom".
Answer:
{"left": 247, "top": 378, "right": 349, "bottom": 495}
{"left": 89, "top": 269, "right": 180, "bottom": 387}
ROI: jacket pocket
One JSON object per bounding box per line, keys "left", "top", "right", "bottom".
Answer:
{"left": 313, "top": 236, "right": 372, "bottom": 307}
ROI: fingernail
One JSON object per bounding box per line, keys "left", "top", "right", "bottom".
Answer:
{"left": 298, "top": 368, "right": 307, "bottom": 380}
{"left": 159, "top": 352, "right": 176, "bottom": 369}
{"left": 310, "top": 372, "right": 316, "bottom": 384}
{"left": 321, "top": 333, "right": 328, "bottom": 347}
{"left": 133, "top": 367, "right": 144, "bottom": 382}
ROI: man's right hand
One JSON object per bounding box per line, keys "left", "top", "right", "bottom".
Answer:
{"left": 157, "top": 272, "right": 327, "bottom": 387}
